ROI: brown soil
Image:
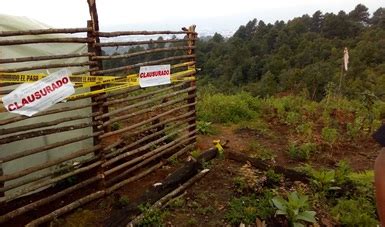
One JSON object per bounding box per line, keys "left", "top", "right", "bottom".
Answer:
{"left": 28, "top": 119, "right": 380, "bottom": 226}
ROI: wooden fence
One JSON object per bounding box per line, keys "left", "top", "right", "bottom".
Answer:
{"left": 0, "top": 1, "right": 197, "bottom": 226}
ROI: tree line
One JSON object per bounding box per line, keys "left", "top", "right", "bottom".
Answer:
{"left": 196, "top": 4, "right": 385, "bottom": 100}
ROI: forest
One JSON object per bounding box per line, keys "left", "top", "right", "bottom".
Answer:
{"left": 196, "top": 4, "right": 385, "bottom": 101}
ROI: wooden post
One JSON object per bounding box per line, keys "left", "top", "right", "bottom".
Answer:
{"left": 87, "top": 0, "right": 108, "bottom": 190}
{"left": 186, "top": 25, "right": 197, "bottom": 145}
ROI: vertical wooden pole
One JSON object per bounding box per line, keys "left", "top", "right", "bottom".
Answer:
{"left": 186, "top": 25, "right": 197, "bottom": 146}
{"left": 87, "top": 0, "right": 108, "bottom": 189}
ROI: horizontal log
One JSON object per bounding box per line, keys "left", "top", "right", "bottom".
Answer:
{"left": 107, "top": 136, "right": 196, "bottom": 186}
{"left": 0, "top": 28, "right": 91, "bottom": 37}
{"left": 0, "top": 101, "right": 100, "bottom": 126}
{"left": 0, "top": 156, "right": 101, "bottom": 193}
{"left": 99, "top": 102, "right": 196, "bottom": 139}
{"left": 128, "top": 168, "right": 208, "bottom": 226}
{"left": 0, "top": 61, "right": 97, "bottom": 73}
{"left": 101, "top": 92, "right": 195, "bottom": 128}
{"left": 104, "top": 111, "right": 195, "bottom": 158}
{"left": 0, "top": 53, "right": 94, "bottom": 64}
{"left": 105, "top": 143, "right": 217, "bottom": 227}
{"left": 97, "top": 86, "right": 195, "bottom": 120}
{"left": 0, "top": 145, "right": 101, "bottom": 182}
{"left": 5, "top": 161, "right": 102, "bottom": 202}
{"left": 226, "top": 151, "right": 310, "bottom": 183}
{"left": 105, "top": 126, "right": 196, "bottom": 177}
{"left": 96, "top": 30, "right": 194, "bottom": 37}
{"left": 93, "top": 54, "right": 195, "bottom": 75}
{"left": 25, "top": 190, "right": 106, "bottom": 227}
{"left": 1, "top": 132, "right": 102, "bottom": 163}
{"left": 103, "top": 117, "right": 194, "bottom": 168}
{"left": 102, "top": 82, "right": 185, "bottom": 107}
{"left": 0, "top": 122, "right": 99, "bottom": 145}
{"left": 106, "top": 162, "right": 163, "bottom": 194}
{"left": 92, "top": 46, "right": 193, "bottom": 60}
{"left": 0, "top": 38, "right": 94, "bottom": 46}
{"left": 0, "top": 112, "right": 101, "bottom": 135}
{"left": 96, "top": 38, "right": 191, "bottom": 47}
{"left": 0, "top": 175, "right": 101, "bottom": 224}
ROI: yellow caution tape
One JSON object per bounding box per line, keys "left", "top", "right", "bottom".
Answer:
{"left": 0, "top": 63, "right": 196, "bottom": 101}
{"left": 213, "top": 140, "right": 224, "bottom": 156}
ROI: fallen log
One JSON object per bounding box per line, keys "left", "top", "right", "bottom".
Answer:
{"left": 127, "top": 169, "right": 210, "bottom": 226}
{"left": 226, "top": 150, "right": 310, "bottom": 183}
{"left": 104, "top": 145, "right": 220, "bottom": 227}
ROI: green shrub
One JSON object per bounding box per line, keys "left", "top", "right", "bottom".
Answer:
{"left": 285, "top": 111, "right": 301, "bottom": 126}
{"left": 265, "top": 169, "right": 282, "bottom": 185}
{"left": 226, "top": 191, "right": 275, "bottom": 224}
{"left": 138, "top": 204, "right": 168, "bottom": 227}
{"left": 197, "top": 121, "right": 215, "bottom": 135}
{"left": 321, "top": 127, "right": 338, "bottom": 146}
{"left": 272, "top": 191, "right": 316, "bottom": 227}
{"left": 331, "top": 198, "right": 378, "bottom": 226}
{"left": 197, "top": 92, "right": 261, "bottom": 123}
{"left": 296, "top": 122, "right": 314, "bottom": 140}
{"left": 288, "top": 142, "right": 317, "bottom": 161}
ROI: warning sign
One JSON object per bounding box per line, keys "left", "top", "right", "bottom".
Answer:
{"left": 139, "top": 65, "right": 171, "bottom": 88}
{"left": 2, "top": 69, "right": 75, "bottom": 117}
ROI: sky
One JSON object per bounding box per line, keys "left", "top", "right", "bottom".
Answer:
{"left": 0, "top": 0, "right": 383, "bottom": 33}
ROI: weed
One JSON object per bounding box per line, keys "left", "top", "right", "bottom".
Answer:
{"left": 168, "top": 156, "right": 179, "bottom": 165}
{"left": 285, "top": 111, "right": 301, "bottom": 126}
{"left": 169, "top": 197, "right": 185, "bottom": 208}
{"left": 288, "top": 142, "right": 317, "bottom": 161}
{"left": 331, "top": 198, "right": 378, "bottom": 226}
{"left": 321, "top": 127, "right": 338, "bottom": 146}
{"left": 248, "top": 141, "right": 276, "bottom": 161}
{"left": 197, "top": 92, "right": 260, "bottom": 123}
{"left": 265, "top": 169, "right": 282, "bottom": 186}
{"left": 295, "top": 122, "right": 314, "bottom": 140}
{"left": 272, "top": 191, "right": 316, "bottom": 227}
{"left": 118, "top": 196, "right": 130, "bottom": 207}
{"left": 138, "top": 203, "right": 168, "bottom": 227}
{"left": 111, "top": 122, "right": 121, "bottom": 131}
{"left": 226, "top": 191, "right": 275, "bottom": 225}
{"left": 197, "top": 121, "right": 215, "bottom": 135}
{"left": 190, "top": 150, "right": 200, "bottom": 159}
{"left": 233, "top": 176, "right": 248, "bottom": 194}
{"left": 187, "top": 217, "right": 198, "bottom": 226}
{"left": 237, "top": 118, "right": 270, "bottom": 136}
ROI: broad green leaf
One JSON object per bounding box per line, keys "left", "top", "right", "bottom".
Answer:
{"left": 297, "top": 211, "right": 317, "bottom": 223}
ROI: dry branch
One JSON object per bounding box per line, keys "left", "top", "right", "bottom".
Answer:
{"left": 0, "top": 112, "right": 101, "bottom": 135}
{"left": 0, "top": 175, "right": 101, "bottom": 223}
{"left": 0, "top": 28, "right": 91, "bottom": 37}
{"left": 102, "top": 82, "right": 185, "bottom": 107}
{"left": 128, "top": 169, "right": 209, "bottom": 226}
{"left": 5, "top": 161, "right": 102, "bottom": 202}
{"left": 101, "top": 93, "right": 195, "bottom": 128}
{"left": 94, "top": 55, "right": 195, "bottom": 75}
{"left": 99, "top": 102, "right": 196, "bottom": 139}
{"left": 92, "top": 46, "right": 193, "bottom": 60}
{"left": 96, "top": 30, "right": 193, "bottom": 37}
{"left": 107, "top": 136, "right": 196, "bottom": 186}
{"left": 103, "top": 117, "right": 194, "bottom": 168}
{"left": 0, "top": 156, "right": 100, "bottom": 193}
{"left": 1, "top": 132, "right": 102, "bottom": 163}
{"left": 0, "top": 145, "right": 101, "bottom": 182}
{"left": 96, "top": 38, "right": 191, "bottom": 47}
{"left": 104, "top": 111, "right": 195, "bottom": 159}
{"left": 0, "top": 61, "right": 97, "bottom": 73}
{"left": 97, "top": 86, "right": 195, "bottom": 120}
{"left": 0, "top": 102, "right": 100, "bottom": 126}
{"left": 104, "top": 126, "right": 196, "bottom": 177}
{"left": 227, "top": 151, "right": 310, "bottom": 183}
{"left": 0, "top": 53, "right": 93, "bottom": 64}
{"left": 0, "top": 38, "right": 93, "bottom": 46}
{"left": 24, "top": 190, "right": 105, "bottom": 227}
{"left": 0, "top": 122, "right": 99, "bottom": 145}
